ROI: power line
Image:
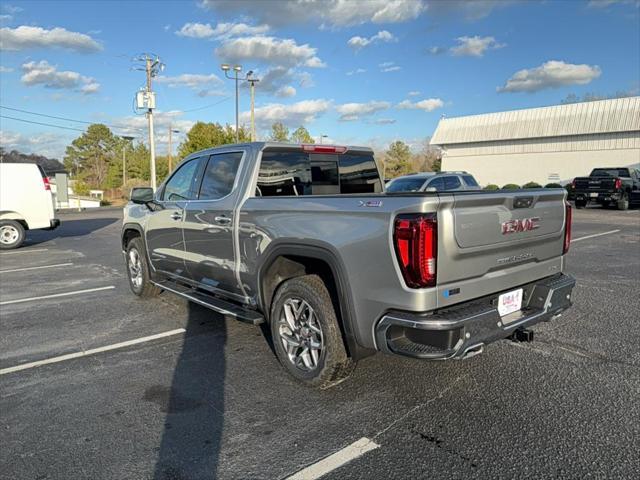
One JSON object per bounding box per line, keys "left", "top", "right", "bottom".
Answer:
{"left": 178, "top": 96, "right": 232, "bottom": 113}
{"left": 0, "top": 105, "right": 144, "bottom": 133}
{"left": 0, "top": 115, "right": 86, "bottom": 132}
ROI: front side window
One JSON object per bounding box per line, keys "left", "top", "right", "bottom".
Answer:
{"left": 198, "top": 152, "right": 243, "bottom": 200}
{"left": 162, "top": 158, "right": 200, "bottom": 201}
{"left": 443, "top": 176, "right": 462, "bottom": 190}
{"left": 462, "top": 175, "right": 479, "bottom": 187}
{"left": 426, "top": 177, "right": 445, "bottom": 191}
{"left": 386, "top": 177, "right": 426, "bottom": 192}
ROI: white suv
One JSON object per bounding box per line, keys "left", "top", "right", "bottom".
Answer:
{"left": 385, "top": 171, "right": 480, "bottom": 193}
{"left": 0, "top": 163, "right": 60, "bottom": 249}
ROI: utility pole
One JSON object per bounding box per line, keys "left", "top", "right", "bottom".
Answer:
{"left": 145, "top": 57, "right": 157, "bottom": 191}
{"left": 133, "top": 54, "right": 164, "bottom": 190}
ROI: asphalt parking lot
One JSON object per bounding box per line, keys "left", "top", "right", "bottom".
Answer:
{"left": 1, "top": 205, "right": 639, "bottom": 480}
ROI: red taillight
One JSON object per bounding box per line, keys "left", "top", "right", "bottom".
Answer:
{"left": 563, "top": 201, "right": 572, "bottom": 255}
{"left": 614, "top": 178, "right": 622, "bottom": 190}
{"left": 43, "top": 176, "right": 51, "bottom": 191}
{"left": 393, "top": 214, "right": 437, "bottom": 288}
{"left": 301, "top": 144, "right": 347, "bottom": 154}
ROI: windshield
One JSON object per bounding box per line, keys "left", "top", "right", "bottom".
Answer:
{"left": 590, "top": 168, "right": 630, "bottom": 177}
{"left": 386, "top": 177, "right": 426, "bottom": 192}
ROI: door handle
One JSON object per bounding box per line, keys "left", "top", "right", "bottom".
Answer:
{"left": 170, "top": 212, "right": 182, "bottom": 221}
{"left": 214, "top": 216, "right": 232, "bottom": 225}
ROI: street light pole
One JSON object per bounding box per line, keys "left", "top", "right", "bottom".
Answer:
{"left": 246, "top": 72, "right": 259, "bottom": 141}
{"left": 221, "top": 64, "right": 243, "bottom": 143}
{"left": 168, "top": 127, "right": 179, "bottom": 172}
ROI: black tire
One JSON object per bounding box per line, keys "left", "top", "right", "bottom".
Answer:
{"left": 617, "top": 193, "right": 629, "bottom": 211}
{"left": 125, "top": 237, "right": 161, "bottom": 298}
{"left": 574, "top": 199, "right": 587, "bottom": 209}
{"left": 270, "top": 274, "right": 355, "bottom": 389}
{"left": 0, "top": 220, "right": 26, "bottom": 250}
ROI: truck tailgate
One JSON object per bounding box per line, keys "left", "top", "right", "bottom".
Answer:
{"left": 574, "top": 177, "right": 617, "bottom": 193}
{"left": 436, "top": 189, "right": 567, "bottom": 306}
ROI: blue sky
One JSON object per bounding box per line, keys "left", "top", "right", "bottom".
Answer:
{"left": 0, "top": 0, "right": 638, "bottom": 159}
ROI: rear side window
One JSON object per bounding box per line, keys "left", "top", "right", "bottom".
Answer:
{"left": 162, "top": 158, "right": 201, "bottom": 201}
{"left": 462, "top": 175, "right": 479, "bottom": 187}
{"left": 198, "top": 152, "right": 243, "bottom": 200}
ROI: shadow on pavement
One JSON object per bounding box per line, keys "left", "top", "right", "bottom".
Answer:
{"left": 152, "top": 302, "right": 227, "bottom": 480}
{"left": 24, "top": 217, "right": 120, "bottom": 245}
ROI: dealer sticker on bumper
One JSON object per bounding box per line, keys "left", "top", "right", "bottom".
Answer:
{"left": 498, "top": 288, "right": 523, "bottom": 317}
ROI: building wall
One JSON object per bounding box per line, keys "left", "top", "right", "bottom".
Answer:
{"left": 442, "top": 147, "right": 640, "bottom": 186}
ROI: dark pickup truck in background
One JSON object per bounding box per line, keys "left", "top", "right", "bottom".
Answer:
{"left": 573, "top": 167, "right": 640, "bottom": 210}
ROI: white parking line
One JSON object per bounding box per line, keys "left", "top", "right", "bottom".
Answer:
{"left": 571, "top": 229, "right": 620, "bottom": 243}
{"left": 285, "top": 437, "right": 380, "bottom": 480}
{"left": 0, "top": 262, "right": 73, "bottom": 274}
{"left": 0, "top": 285, "right": 115, "bottom": 306}
{"left": 0, "top": 328, "right": 186, "bottom": 375}
{"left": 0, "top": 248, "right": 49, "bottom": 255}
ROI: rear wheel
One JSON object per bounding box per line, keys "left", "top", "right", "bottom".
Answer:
{"left": 574, "top": 199, "right": 587, "bottom": 209}
{"left": 125, "top": 237, "right": 161, "bottom": 298}
{"left": 617, "top": 193, "right": 629, "bottom": 211}
{"left": 0, "top": 220, "right": 25, "bottom": 250}
{"left": 270, "top": 274, "right": 355, "bottom": 389}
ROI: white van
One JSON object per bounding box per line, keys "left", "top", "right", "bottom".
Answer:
{"left": 0, "top": 163, "right": 60, "bottom": 249}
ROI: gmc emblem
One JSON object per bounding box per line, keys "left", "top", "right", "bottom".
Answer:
{"left": 502, "top": 217, "right": 540, "bottom": 235}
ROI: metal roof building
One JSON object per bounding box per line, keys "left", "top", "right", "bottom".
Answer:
{"left": 431, "top": 97, "right": 640, "bottom": 186}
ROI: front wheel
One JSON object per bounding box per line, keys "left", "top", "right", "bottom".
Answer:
{"left": 270, "top": 274, "right": 355, "bottom": 389}
{"left": 0, "top": 220, "right": 25, "bottom": 250}
{"left": 125, "top": 237, "right": 161, "bottom": 298}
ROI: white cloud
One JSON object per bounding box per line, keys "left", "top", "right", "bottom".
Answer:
{"left": 216, "top": 35, "right": 325, "bottom": 68}
{"left": 240, "top": 99, "right": 331, "bottom": 128}
{"left": 347, "top": 30, "right": 396, "bottom": 50}
{"left": 114, "top": 111, "right": 194, "bottom": 145}
{"left": 425, "top": 0, "right": 514, "bottom": 21}
{"left": 156, "top": 73, "right": 222, "bottom": 89}
{"left": 379, "top": 61, "right": 401, "bottom": 72}
{"left": 408, "top": 91, "right": 421, "bottom": 97}
{"left": 176, "top": 21, "right": 269, "bottom": 39}
{"left": 397, "top": 98, "right": 444, "bottom": 111}
{"left": 450, "top": 35, "right": 505, "bottom": 57}
{"left": 200, "top": 0, "right": 425, "bottom": 27}
{"left": 1, "top": 5, "right": 23, "bottom": 14}
{"left": 346, "top": 68, "right": 366, "bottom": 76}
{"left": 373, "top": 118, "right": 396, "bottom": 125}
{"left": 0, "top": 130, "right": 71, "bottom": 159}
{"left": 0, "top": 14, "right": 12, "bottom": 22}
{"left": 498, "top": 60, "right": 602, "bottom": 93}
{"left": 336, "top": 101, "right": 391, "bottom": 121}
{"left": 0, "top": 65, "right": 13, "bottom": 72}
{"left": 426, "top": 46, "right": 447, "bottom": 55}
{"left": 176, "top": 22, "right": 215, "bottom": 38}
{"left": 276, "top": 85, "right": 296, "bottom": 98}
{"left": 21, "top": 60, "right": 100, "bottom": 94}
{"left": 587, "top": 0, "right": 639, "bottom": 7}
{"left": 0, "top": 25, "right": 102, "bottom": 52}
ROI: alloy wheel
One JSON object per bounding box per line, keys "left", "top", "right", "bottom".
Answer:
{"left": 278, "top": 297, "right": 324, "bottom": 372}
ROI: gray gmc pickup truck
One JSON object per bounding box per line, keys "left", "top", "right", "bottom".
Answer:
{"left": 122, "top": 142, "right": 576, "bottom": 388}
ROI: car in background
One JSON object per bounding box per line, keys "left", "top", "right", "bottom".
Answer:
{"left": 0, "top": 163, "right": 60, "bottom": 249}
{"left": 385, "top": 171, "right": 480, "bottom": 193}
{"left": 572, "top": 167, "right": 640, "bottom": 210}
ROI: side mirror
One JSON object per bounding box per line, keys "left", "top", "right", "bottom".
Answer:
{"left": 130, "top": 187, "right": 154, "bottom": 204}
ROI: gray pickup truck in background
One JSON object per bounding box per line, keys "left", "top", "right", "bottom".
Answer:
{"left": 122, "top": 142, "right": 576, "bottom": 388}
